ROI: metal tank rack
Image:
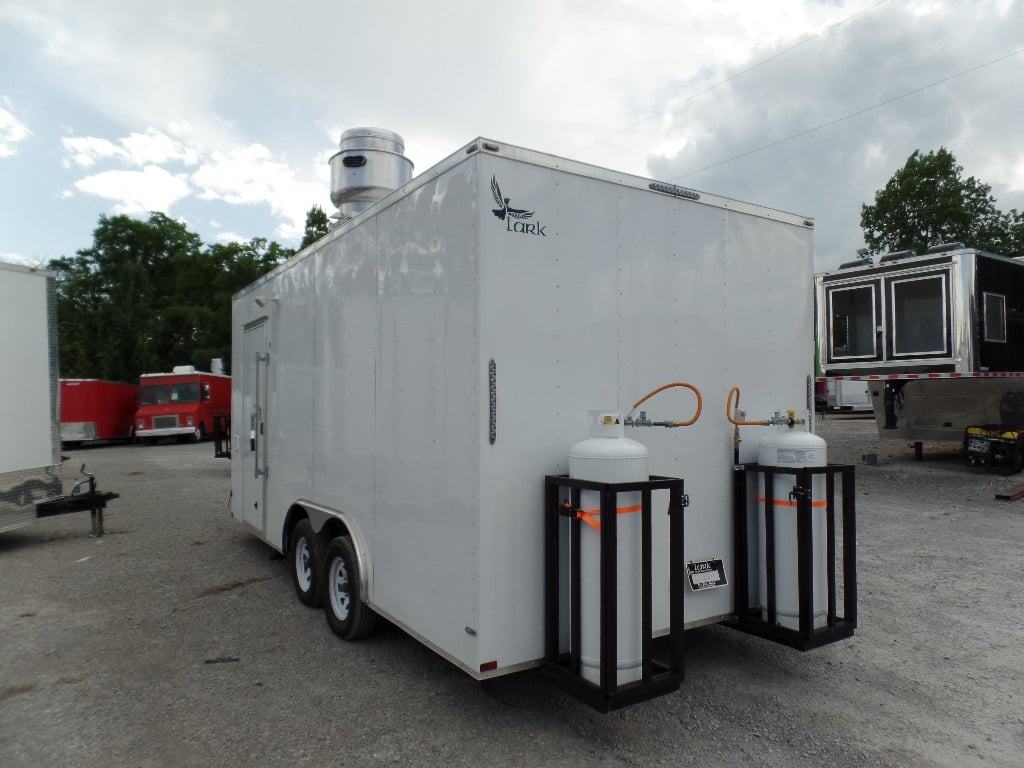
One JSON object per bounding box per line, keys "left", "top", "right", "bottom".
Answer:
{"left": 542, "top": 474, "right": 687, "bottom": 712}
{"left": 730, "top": 463, "right": 857, "bottom": 650}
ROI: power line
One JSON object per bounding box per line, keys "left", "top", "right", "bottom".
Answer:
{"left": 568, "top": 0, "right": 889, "bottom": 159}
{"left": 674, "top": 46, "right": 1024, "bottom": 180}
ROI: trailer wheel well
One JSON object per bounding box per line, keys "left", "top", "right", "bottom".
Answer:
{"left": 281, "top": 504, "right": 352, "bottom": 553}
{"left": 317, "top": 516, "right": 352, "bottom": 547}
{"left": 282, "top": 505, "right": 309, "bottom": 552}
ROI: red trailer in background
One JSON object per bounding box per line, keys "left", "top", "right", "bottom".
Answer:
{"left": 135, "top": 366, "right": 231, "bottom": 443}
{"left": 60, "top": 379, "right": 139, "bottom": 446}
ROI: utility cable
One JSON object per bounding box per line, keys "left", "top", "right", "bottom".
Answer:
{"left": 568, "top": 0, "right": 889, "bottom": 159}
{"left": 675, "top": 46, "right": 1024, "bottom": 180}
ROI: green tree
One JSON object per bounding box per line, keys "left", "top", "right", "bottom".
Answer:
{"left": 51, "top": 213, "right": 202, "bottom": 381}
{"left": 49, "top": 214, "right": 291, "bottom": 382}
{"left": 860, "top": 148, "right": 1012, "bottom": 258}
{"left": 300, "top": 204, "right": 331, "bottom": 249}
{"left": 198, "top": 238, "right": 294, "bottom": 366}
{"left": 995, "top": 208, "right": 1024, "bottom": 256}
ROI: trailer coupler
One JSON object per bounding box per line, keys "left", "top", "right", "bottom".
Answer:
{"left": 36, "top": 489, "right": 120, "bottom": 537}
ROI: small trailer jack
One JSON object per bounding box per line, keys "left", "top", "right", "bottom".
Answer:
{"left": 35, "top": 465, "right": 120, "bottom": 536}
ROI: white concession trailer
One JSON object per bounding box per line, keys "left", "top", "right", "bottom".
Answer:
{"left": 0, "top": 262, "right": 62, "bottom": 531}
{"left": 0, "top": 261, "right": 119, "bottom": 536}
{"left": 230, "top": 131, "right": 855, "bottom": 711}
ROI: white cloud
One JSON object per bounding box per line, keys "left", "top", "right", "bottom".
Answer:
{"left": 642, "top": 0, "right": 1024, "bottom": 268}
{"left": 0, "top": 100, "right": 31, "bottom": 158}
{"left": 61, "top": 136, "right": 124, "bottom": 168}
{"left": 73, "top": 165, "right": 192, "bottom": 214}
{"left": 59, "top": 127, "right": 325, "bottom": 242}
{"left": 120, "top": 130, "right": 200, "bottom": 166}
{"left": 62, "top": 129, "right": 199, "bottom": 169}
{"left": 190, "top": 144, "right": 325, "bottom": 241}
{"left": 2, "top": 0, "right": 1022, "bottom": 266}
{"left": 0, "top": 250, "right": 35, "bottom": 267}
{"left": 213, "top": 231, "right": 250, "bottom": 245}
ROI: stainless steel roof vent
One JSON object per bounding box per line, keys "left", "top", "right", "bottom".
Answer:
{"left": 329, "top": 127, "right": 414, "bottom": 224}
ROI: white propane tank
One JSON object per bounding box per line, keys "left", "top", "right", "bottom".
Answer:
{"left": 569, "top": 410, "right": 648, "bottom": 686}
{"left": 757, "top": 415, "right": 828, "bottom": 630}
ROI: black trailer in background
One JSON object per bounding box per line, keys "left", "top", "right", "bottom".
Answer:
{"left": 816, "top": 244, "right": 1024, "bottom": 462}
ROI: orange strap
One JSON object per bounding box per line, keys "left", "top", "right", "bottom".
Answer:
{"left": 756, "top": 497, "right": 828, "bottom": 508}
{"left": 576, "top": 504, "right": 643, "bottom": 532}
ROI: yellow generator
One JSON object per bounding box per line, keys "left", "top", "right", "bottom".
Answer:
{"left": 963, "top": 425, "right": 1024, "bottom": 474}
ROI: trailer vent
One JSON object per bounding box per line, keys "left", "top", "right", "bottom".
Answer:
{"left": 649, "top": 182, "right": 700, "bottom": 201}
{"left": 839, "top": 257, "right": 874, "bottom": 269}
{"left": 925, "top": 242, "right": 966, "bottom": 254}
{"left": 878, "top": 249, "right": 916, "bottom": 263}
{"left": 329, "top": 128, "right": 414, "bottom": 225}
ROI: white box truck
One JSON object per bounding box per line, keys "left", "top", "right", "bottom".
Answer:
{"left": 231, "top": 131, "right": 855, "bottom": 710}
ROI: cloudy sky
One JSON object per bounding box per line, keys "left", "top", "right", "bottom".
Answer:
{"left": 1, "top": 0, "right": 1021, "bottom": 271}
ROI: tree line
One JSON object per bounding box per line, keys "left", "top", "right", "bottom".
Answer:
{"left": 49, "top": 207, "right": 329, "bottom": 383}
{"left": 48, "top": 149, "right": 1023, "bottom": 384}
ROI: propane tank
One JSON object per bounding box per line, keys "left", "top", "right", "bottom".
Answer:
{"left": 757, "top": 413, "right": 828, "bottom": 630}
{"left": 569, "top": 410, "right": 648, "bottom": 686}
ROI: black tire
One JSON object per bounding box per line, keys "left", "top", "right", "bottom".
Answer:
{"left": 1012, "top": 440, "right": 1024, "bottom": 474}
{"left": 323, "top": 536, "right": 376, "bottom": 640}
{"left": 289, "top": 519, "right": 322, "bottom": 608}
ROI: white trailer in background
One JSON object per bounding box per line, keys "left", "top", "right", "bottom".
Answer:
{"left": 0, "top": 261, "right": 120, "bottom": 536}
{"left": 231, "top": 131, "right": 855, "bottom": 711}
{"left": 823, "top": 378, "right": 872, "bottom": 412}
{"left": 0, "top": 262, "right": 62, "bottom": 532}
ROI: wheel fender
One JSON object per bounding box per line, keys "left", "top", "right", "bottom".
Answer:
{"left": 295, "top": 501, "right": 372, "bottom": 602}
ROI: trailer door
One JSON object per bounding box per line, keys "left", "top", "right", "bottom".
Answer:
{"left": 241, "top": 320, "right": 268, "bottom": 533}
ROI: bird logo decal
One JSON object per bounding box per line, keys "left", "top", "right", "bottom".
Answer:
{"left": 491, "top": 175, "right": 534, "bottom": 221}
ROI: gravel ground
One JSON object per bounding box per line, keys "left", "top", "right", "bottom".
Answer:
{"left": 1, "top": 418, "right": 1022, "bottom": 767}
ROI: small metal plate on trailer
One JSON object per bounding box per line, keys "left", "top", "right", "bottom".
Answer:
{"left": 687, "top": 559, "right": 727, "bottom": 591}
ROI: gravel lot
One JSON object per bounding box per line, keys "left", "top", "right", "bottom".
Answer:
{"left": 1, "top": 417, "right": 1022, "bottom": 767}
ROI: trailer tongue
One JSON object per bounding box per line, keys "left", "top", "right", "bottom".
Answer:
{"left": 35, "top": 465, "right": 120, "bottom": 537}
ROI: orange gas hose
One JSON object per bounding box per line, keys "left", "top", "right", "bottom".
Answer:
{"left": 726, "top": 386, "right": 770, "bottom": 426}
{"left": 628, "top": 382, "right": 702, "bottom": 427}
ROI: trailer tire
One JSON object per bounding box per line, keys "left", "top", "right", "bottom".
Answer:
{"left": 1011, "top": 439, "right": 1024, "bottom": 474}
{"left": 323, "top": 536, "right": 376, "bottom": 640}
{"left": 289, "top": 519, "right": 321, "bottom": 608}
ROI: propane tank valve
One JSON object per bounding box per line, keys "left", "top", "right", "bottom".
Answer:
{"left": 764, "top": 410, "right": 805, "bottom": 428}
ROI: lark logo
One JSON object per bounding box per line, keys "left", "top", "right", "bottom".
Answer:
{"left": 490, "top": 175, "right": 546, "bottom": 237}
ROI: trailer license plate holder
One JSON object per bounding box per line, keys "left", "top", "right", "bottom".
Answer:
{"left": 687, "top": 558, "right": 727, "bottom": 591}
